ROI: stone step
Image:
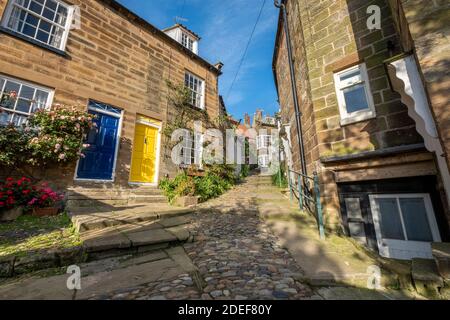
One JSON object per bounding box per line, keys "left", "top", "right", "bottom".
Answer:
{"left": 432, "top": 242, "right": 450, "bottom": 280}
{"left": 80, "top": 218, "right": 193, "bottom": 260}
{"left": 411, "top": 258, "right": 445, "bottom": 299}
{"left": 67, "top": 188, "right": 164, "bottom": 199}
{"left": 70, "top": 205, "right": 194, "bottom": 233}
{"left": 66, "top": 195, "right": 167, "bottom": 208}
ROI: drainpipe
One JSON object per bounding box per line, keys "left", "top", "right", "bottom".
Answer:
{"left": 274, "top": 0, "right": 308, "bottom": 178}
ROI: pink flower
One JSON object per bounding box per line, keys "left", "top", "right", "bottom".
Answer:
{"left": 54, "top": 143, "right": 61, "bottom": 150}
{"left": 58, "top": 153, "right": 66, "bottom": 160}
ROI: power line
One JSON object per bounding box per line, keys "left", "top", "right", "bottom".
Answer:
{"left": 225, "top": 0, "right": 267, "bottom": 102}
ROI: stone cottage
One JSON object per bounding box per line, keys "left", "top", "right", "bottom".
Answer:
{"left": 0, "top": 0, "right": 223, "bottom": 188}
{"left": 273, "top": 0, "right": 449, "bottom": 260}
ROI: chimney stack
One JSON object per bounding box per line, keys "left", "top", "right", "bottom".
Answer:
{"left": 244, "top": 113, "right": 251, "bottom": 126}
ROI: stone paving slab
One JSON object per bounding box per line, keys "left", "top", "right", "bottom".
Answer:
{"left": 0, "top": 257, "right": 185, "bottom": 300}
{"left": 127, "top": 229, "right": 178, "bottom": 247}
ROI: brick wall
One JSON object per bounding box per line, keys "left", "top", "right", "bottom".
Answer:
{"left": 0, "top": 0, "right": 221, "bottom": 188}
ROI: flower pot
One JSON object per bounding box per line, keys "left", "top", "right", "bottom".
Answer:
{"left": 0, "top": 207, "right": 23, "bottom": 222}
{"left": 174, "top": 195, "right": 199, "bottom": 208}
{"left": 32, "top": 207, "right": 59, "bottom": 217}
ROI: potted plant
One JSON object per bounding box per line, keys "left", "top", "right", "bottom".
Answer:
{"left": 0, "top": 177, "right": 32, "bottom": 222}
{"left": 27, "top": 183, "right": 64, "bottom": 217}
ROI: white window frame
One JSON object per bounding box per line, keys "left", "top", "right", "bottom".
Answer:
{"left": 0, "top": 74, "right": 54, "bottom": 126}
{"left": 369, "top": 194, "right": 441, "bottom": 259}
{"left": 334, "top": 63, "right": 376, "bottom": 126}
{"left": 184, "top": 72, "right": 205, "bottom": 110}
{"left": 258, "top": 154, "right": 270, "bottom": 168}
{"left": 181, "top": 131, "right": 203, "bottom": 169}
{"left": 181, "top": 31, "right": 194, "bottom": 51}
{"left": 1, "top": 0, "right": 74, "bottom": 51}
{"left": 257, "top": 135, "right": 272, "bottom": 150}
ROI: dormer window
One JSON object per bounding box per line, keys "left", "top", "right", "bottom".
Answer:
{"left": 181, "top": 32, "right": 194, "bottom": 51}
{"left": 163, "top": 24, "right": 199, "bottom": 55}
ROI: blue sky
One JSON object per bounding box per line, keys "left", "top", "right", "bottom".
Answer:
{"left": 116, "top": 0, "right": 280, "bottom": 121}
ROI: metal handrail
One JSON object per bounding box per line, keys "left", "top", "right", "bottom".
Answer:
{"left": 287, "top": 169, "right": 325, "bottom": 240}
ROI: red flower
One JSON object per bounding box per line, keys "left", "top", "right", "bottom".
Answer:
{"left": 0, "top": 202, "right": 5, "bottom": 206}
{"left": 6, "top": 177, "right": 13, "bottom": 182}
{"left": 6, "top": 190, "right": 13, "bottom": 195}
{"left": 22, "top": 190, "right": 31, "bottom": 195}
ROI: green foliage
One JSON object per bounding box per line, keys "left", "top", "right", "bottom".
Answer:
{"left": 162, "top": 80, "right": 211, "bottom": 140}
{"left": 0, "top": 212, "right": 81, "bottom": 258}
{"left": 240, "top": 165, "right": 250, "bottom": 179}
{"left": 159, "top": 164, "right": 238, "bottom": 204}
{"left": 27, "top": 106, "right": 95, "bottom": 165}
{"left": 272, "top": 166, "right": 288, "bottom": 188}
{"left": 0, "top": 124, "right": 35, "bottom": 167}
{"left": 0, "top": 106, "right": 94, "bottom": 169}
{"left": 159, "top": 171, "right": 195, "bottom": 203}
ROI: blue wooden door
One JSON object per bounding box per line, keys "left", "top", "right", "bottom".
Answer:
{"left": 77, "top": 111, "right": 120, "bottom": 180}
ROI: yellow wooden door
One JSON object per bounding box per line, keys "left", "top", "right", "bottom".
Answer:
{"left": 130, "top": 123, "right": 158, "bottom": 183}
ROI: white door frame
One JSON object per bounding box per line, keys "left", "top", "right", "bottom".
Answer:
{"left": 74, "top": 105, "right": 123, "bottom": 183}
{"left": 369, "top": 193, "right": 441, "bottom": 259}
{"left": 128, "top": 119, "right": 162, "bottom": 186}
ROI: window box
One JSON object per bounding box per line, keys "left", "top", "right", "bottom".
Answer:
{"left": 334, "top": 63, "right": 376, "bottom": 126}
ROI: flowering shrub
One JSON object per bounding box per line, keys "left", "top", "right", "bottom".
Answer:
{"left": 0, "top": 177, "right": 36, "bottom": 209}
{"left": 27, "top": 105, "right": 95, "bottom": 165}
{"left": 26, "top": 183, "right": 64, "bottom": 208}
{"left": 0, "top": 105, "right": 95, "bottom": 168}
{"left": 0, "top": 177, "right": 63, "bottom": 210}
{"left": 0, "top": 124, "right": 35, "bottom": 167}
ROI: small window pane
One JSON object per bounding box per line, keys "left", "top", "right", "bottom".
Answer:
{"left": 376, "top": 198, "right": 405, "bottom": 240}
{"left": 343, "top": 84, "right": 369, "bottom": 113}
{"left": 12, "top": 114, "right": 28, "bottom": 126}
{"left": 345, "top": 198, "right": 363, "bottom": 220}
{"left": 56, "top": 5, "right": 68, "bottom": 25}
{"left": 29, "top": 1, "right": 44, "bottom": 15}
{"left": 16, "top": 99, "right": 32, "bottom": 113}
{"left": 400, "top": 198, "right": 434, "bottom": 242}
{"left": 22, "top": 24, "right": 37, "bottom": 37}
{"left": 36, "top": 29, "right": 50, "bottom": 43}
{"left": 16, "top": 0, "right": 31, "bottom": 7}
{"left": 348, "top": 222, "right": 367, "bottom": 245}
{"left": 20, "top": 85, "right": 35, "bottom": 99}
{"left": 0, "top": 79, "right": 5, "bottom": 92}
{"left": 42, "top": 8, "right": 56, "bottom": 20}
{"left": 0, "top": 111, "right": 13, "bottom": 125}
{"left": 4, "top": 81, "right": 21, "bottom": 96}
{"left": 25, "top": 13, "right": 39, "bottom": 26}
{"left": 340, "top": 69, "right": 361, "bottom": 83}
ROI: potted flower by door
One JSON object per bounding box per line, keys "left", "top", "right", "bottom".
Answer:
{"left": 28, "top": 185, "right": 63, "bottom": 217}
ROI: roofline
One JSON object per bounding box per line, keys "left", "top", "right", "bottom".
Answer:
{"left": 98, "top": 0, "right": 221, "bottom": 75}
{"left": 162, "top": 24, "right": 201, "bottom": 40}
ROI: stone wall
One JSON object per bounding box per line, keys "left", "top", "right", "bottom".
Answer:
{"left": 389, "top": 0, "right": 450, "bottom": 171}
{"left": 0, "top": 0, "right": 221, "bottom": 188}
{"left": 273, "top": 0, "right": 442, "bottom": 229}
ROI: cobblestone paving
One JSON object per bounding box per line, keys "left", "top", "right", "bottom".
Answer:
{"left": 102, "top": 177, "right": 315, "bottom": 300}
